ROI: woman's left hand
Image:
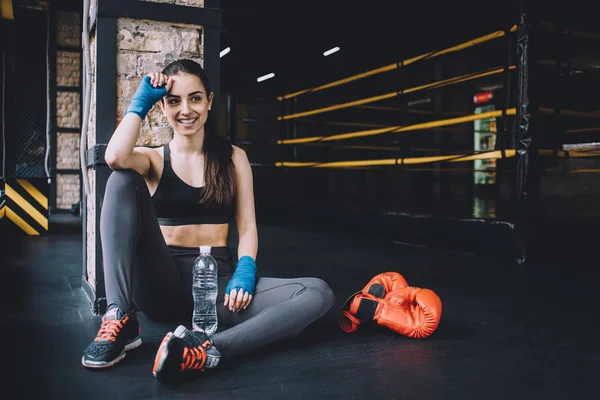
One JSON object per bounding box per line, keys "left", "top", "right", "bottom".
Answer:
{"left": 224, "top": 288, "right": 253, "bottom": 312}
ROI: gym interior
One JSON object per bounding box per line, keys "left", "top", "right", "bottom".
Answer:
{"left": 1, "top": 1, "right": 599, "bottom": 398}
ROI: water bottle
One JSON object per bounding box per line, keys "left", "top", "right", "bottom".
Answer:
{"left": 192, "top": 245, "right": 218, "bottom": 335}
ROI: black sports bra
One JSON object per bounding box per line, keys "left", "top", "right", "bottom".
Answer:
{"left": 150, "top": 143, "right": 233, "bottom": 226}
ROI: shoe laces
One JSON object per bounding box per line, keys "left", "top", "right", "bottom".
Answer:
{"left": 181, "top": 339, "right": 212, "bottom": 371}
{"left": 95, "top": 315, "right": 129, "bottom": 342}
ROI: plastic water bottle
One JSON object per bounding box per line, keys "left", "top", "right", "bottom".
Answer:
{"left": 192, "top": 245, "right": 218, "bottom": 335}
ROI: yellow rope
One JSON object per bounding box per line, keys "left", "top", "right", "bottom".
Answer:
{"left": 278, "top": 109, "right": 516, "bottom": 145}
{"left": 273, "top": 148, "right": 600, "bottom": 169}
{"left": 278, "top": 65, "right": 515, "bottom": 121}
{"left": 277, "top": 25, "right": 517, "bottom": 101}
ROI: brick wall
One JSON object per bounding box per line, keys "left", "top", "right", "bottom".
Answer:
{"left": 56, "top": 51, "right": 80, "bottom": 86}
{"left": 56, "top": 11, "right": 81, "bottom": 46}
{"left": 56, "top": 132, "right": 79, "bottom": 169}
{"left": 56, "top": 92, "right": 81, "bottom": 128}
{"left": 55, "top": 10, "right": 81, "bottom": 211}
{"left": 56, "top": 174, "right": 81, "bottom": 209}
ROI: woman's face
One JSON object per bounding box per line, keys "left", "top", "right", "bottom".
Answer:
{"left": 159, "top": 72, "right": 213, "bottom": 137}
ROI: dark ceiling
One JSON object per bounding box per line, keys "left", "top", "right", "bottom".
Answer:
{"left": 219, "top": 1, "right": 600, "bottom": 99}
{"left": 7, "top": 0, "right": 599, "bottom": 101}
{"left": 218, "top": 0, "right": 514, "bottom": 99}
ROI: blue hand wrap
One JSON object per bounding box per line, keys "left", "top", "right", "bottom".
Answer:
{"left": 225, "top": 256, "right": 257, "bottom": 296}
{"left": 125, "top": 75, "right": 167, "bottom": 119}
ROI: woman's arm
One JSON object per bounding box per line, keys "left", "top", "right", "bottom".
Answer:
{"left": 225, "top": 145, "right": 258, "bottom": 311}
{"left": 233, "top": 145, "right": 258, "bottom": 260}
{"left": 104, "top": 113, "right": 151, "bottom": 175}
{"left": 104, "top": 73, "right": 172, "bottom": 176}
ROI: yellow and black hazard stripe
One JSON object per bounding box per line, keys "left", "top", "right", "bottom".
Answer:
{"left": 0, "top": 178, "right": 49, "bottom": 235}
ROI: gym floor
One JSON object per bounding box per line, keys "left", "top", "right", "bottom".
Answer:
{"left": 3, "top": 211, "right": 598, "bottom": 399}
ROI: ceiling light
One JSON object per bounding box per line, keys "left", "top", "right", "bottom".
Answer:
{"left": 323, "top": 47, "right": 340, "bottom": 56}
{"left": 257, "top": 73, "right": 275, "bottom": 83}
{"left": 220, "top": 47, "right": 231, "bottom": 58}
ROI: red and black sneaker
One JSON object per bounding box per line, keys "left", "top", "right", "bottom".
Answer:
{"left": 152, "top": 325, "right": 220, "bottom": 380}
{"left": 81, "top": 308, "right": 141, "bottom": 368}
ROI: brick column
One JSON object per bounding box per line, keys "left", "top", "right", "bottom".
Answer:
{"left": 82, "top": 0, "right": 221, "bottom": 314}
{"left": 55, "top": 10, "right": 82, "bottom": 211}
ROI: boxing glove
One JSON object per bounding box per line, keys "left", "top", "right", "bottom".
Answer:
{"left": 362, "top": 271, "right": 409, "bottom": 297}
{"left": 377, "top": 286, "right": 442, "bottom": 339}
{"left": 338, "top": 272, "right": 409, "bottom": 332}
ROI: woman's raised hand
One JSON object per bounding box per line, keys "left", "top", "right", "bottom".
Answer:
{"left": 124, "top": 72, "right": 173, "bottom": 120}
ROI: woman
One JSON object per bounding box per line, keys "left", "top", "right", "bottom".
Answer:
{"left": 81, "top": 59, "right": 335, "bottom": 379}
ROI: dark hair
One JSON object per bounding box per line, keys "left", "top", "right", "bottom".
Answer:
{"left": 161, "top": 59, "right": 236, "bottom": 210}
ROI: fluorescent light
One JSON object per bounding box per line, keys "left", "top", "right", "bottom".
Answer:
{"left": 257, "top": 72, "right": 275, "bottom": 83}
{"left": 220, "top": 47, "right": 231, "bottom": 58}
{"left": 323, "top": 46, "right": 340, "bottom": 56}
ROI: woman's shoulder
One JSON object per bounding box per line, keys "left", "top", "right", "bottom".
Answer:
{"left": 231, "top": 144, "right": 248, "bottom": 160}
{"left": 230, "top": 145, "right": 251, "bottom": 170}
{"left": 231, "top": 144, "right": 245, "bottom": 155}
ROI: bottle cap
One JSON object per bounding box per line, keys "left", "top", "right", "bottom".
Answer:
{"left": 199, "top": 245, "right": 211, "bottom": 254}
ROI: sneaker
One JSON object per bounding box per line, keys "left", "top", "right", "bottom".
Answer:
{"left": 152, "top": 326, "right": 221, "bottom": 380}
{"left": 81, "top": 308, "right": 142, "bottom": 369}
{"left": 174, "top": 326, "right": 221, "bottom": 369}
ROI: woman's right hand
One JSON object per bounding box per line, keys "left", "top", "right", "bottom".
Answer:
{"left": 125, "top": 72, "right": 173, "bottom": 120}
{"left": 105, "top": 72, "right": 173, "bottom": 173}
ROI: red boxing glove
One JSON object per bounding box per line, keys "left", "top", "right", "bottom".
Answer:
{"left": 363, "top": 272, "right": 409, "bottom": 296}
{"left": 376, "top": 286, "right": 442, "bottom": 339}
{"left": 338, "top": 272, "right": 408, "bottom": 333}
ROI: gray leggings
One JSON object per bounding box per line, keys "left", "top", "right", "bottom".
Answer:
{"left": 100, "top": 169, "right": 335, "bottom": 360}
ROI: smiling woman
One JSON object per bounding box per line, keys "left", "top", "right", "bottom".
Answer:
{"left": 80, "top": 58, "right": 335, "bottom": 381}
{"left": 159, "top": 70, "right": 213, "bottom": 136}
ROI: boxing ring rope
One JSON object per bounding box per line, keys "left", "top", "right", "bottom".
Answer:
{"left": 565, "top": 127, "right": 600, "bottom": 134}
{"left": 278, "top": 65, "right": 517, "bottom": 121}
{"left": 277, "top": 25, "right": 518, "bottom": 101}
{"left": 243, "top": 140, "right": 600, "bottom": 159}
{"left": 267, "top": 147, "right": 600, "bottom": 170}
{"left": 244, "top": 139, "right": 502, "bottom": 153}
{"left": 278, "top": 108, "right": 517, "bottom": 144}
{"left": 274, "top": 105, "right": 600, "bottom": 146}
{"left": 236, "top": 7, "right": 600, "bottom": 262}
{"left": 295, "top": 120, "right": 390, "bottom": 129}
{"left": 274, "top": 150, "right": 516, "bottom": 169}
{"left": 356, "top": 105, "right": 466, "bottom": 116}
{"left": 270, "top": 106, "right": 600, "bottom": 172}
{"left": 278, "top": 61, "right": 598, "bottom": 123}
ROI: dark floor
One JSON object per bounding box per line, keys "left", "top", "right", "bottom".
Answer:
{"left": 2, "top": 211, "right": 599, "bottom": 399}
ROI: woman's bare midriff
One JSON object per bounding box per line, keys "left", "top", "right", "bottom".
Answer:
{"left": 143, "top": 146, "right": 229, "bottom": 248}
{"left": 160, "top": 223, "right": 229, "bottom": 248}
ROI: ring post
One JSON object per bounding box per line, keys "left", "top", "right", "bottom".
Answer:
{"left": 514, "top": 5, "right": 541, "bottom": 264}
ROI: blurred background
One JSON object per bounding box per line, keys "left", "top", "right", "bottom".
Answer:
{"left": 2, "top": 0, "right": 599, "bottom": 268}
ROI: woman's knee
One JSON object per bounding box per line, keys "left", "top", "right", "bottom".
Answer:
{"left": 105, "top": 169, "right": 145, "bottom": 192}
{"left": 305, "top": 278, "right": 336, "bottom": 313}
